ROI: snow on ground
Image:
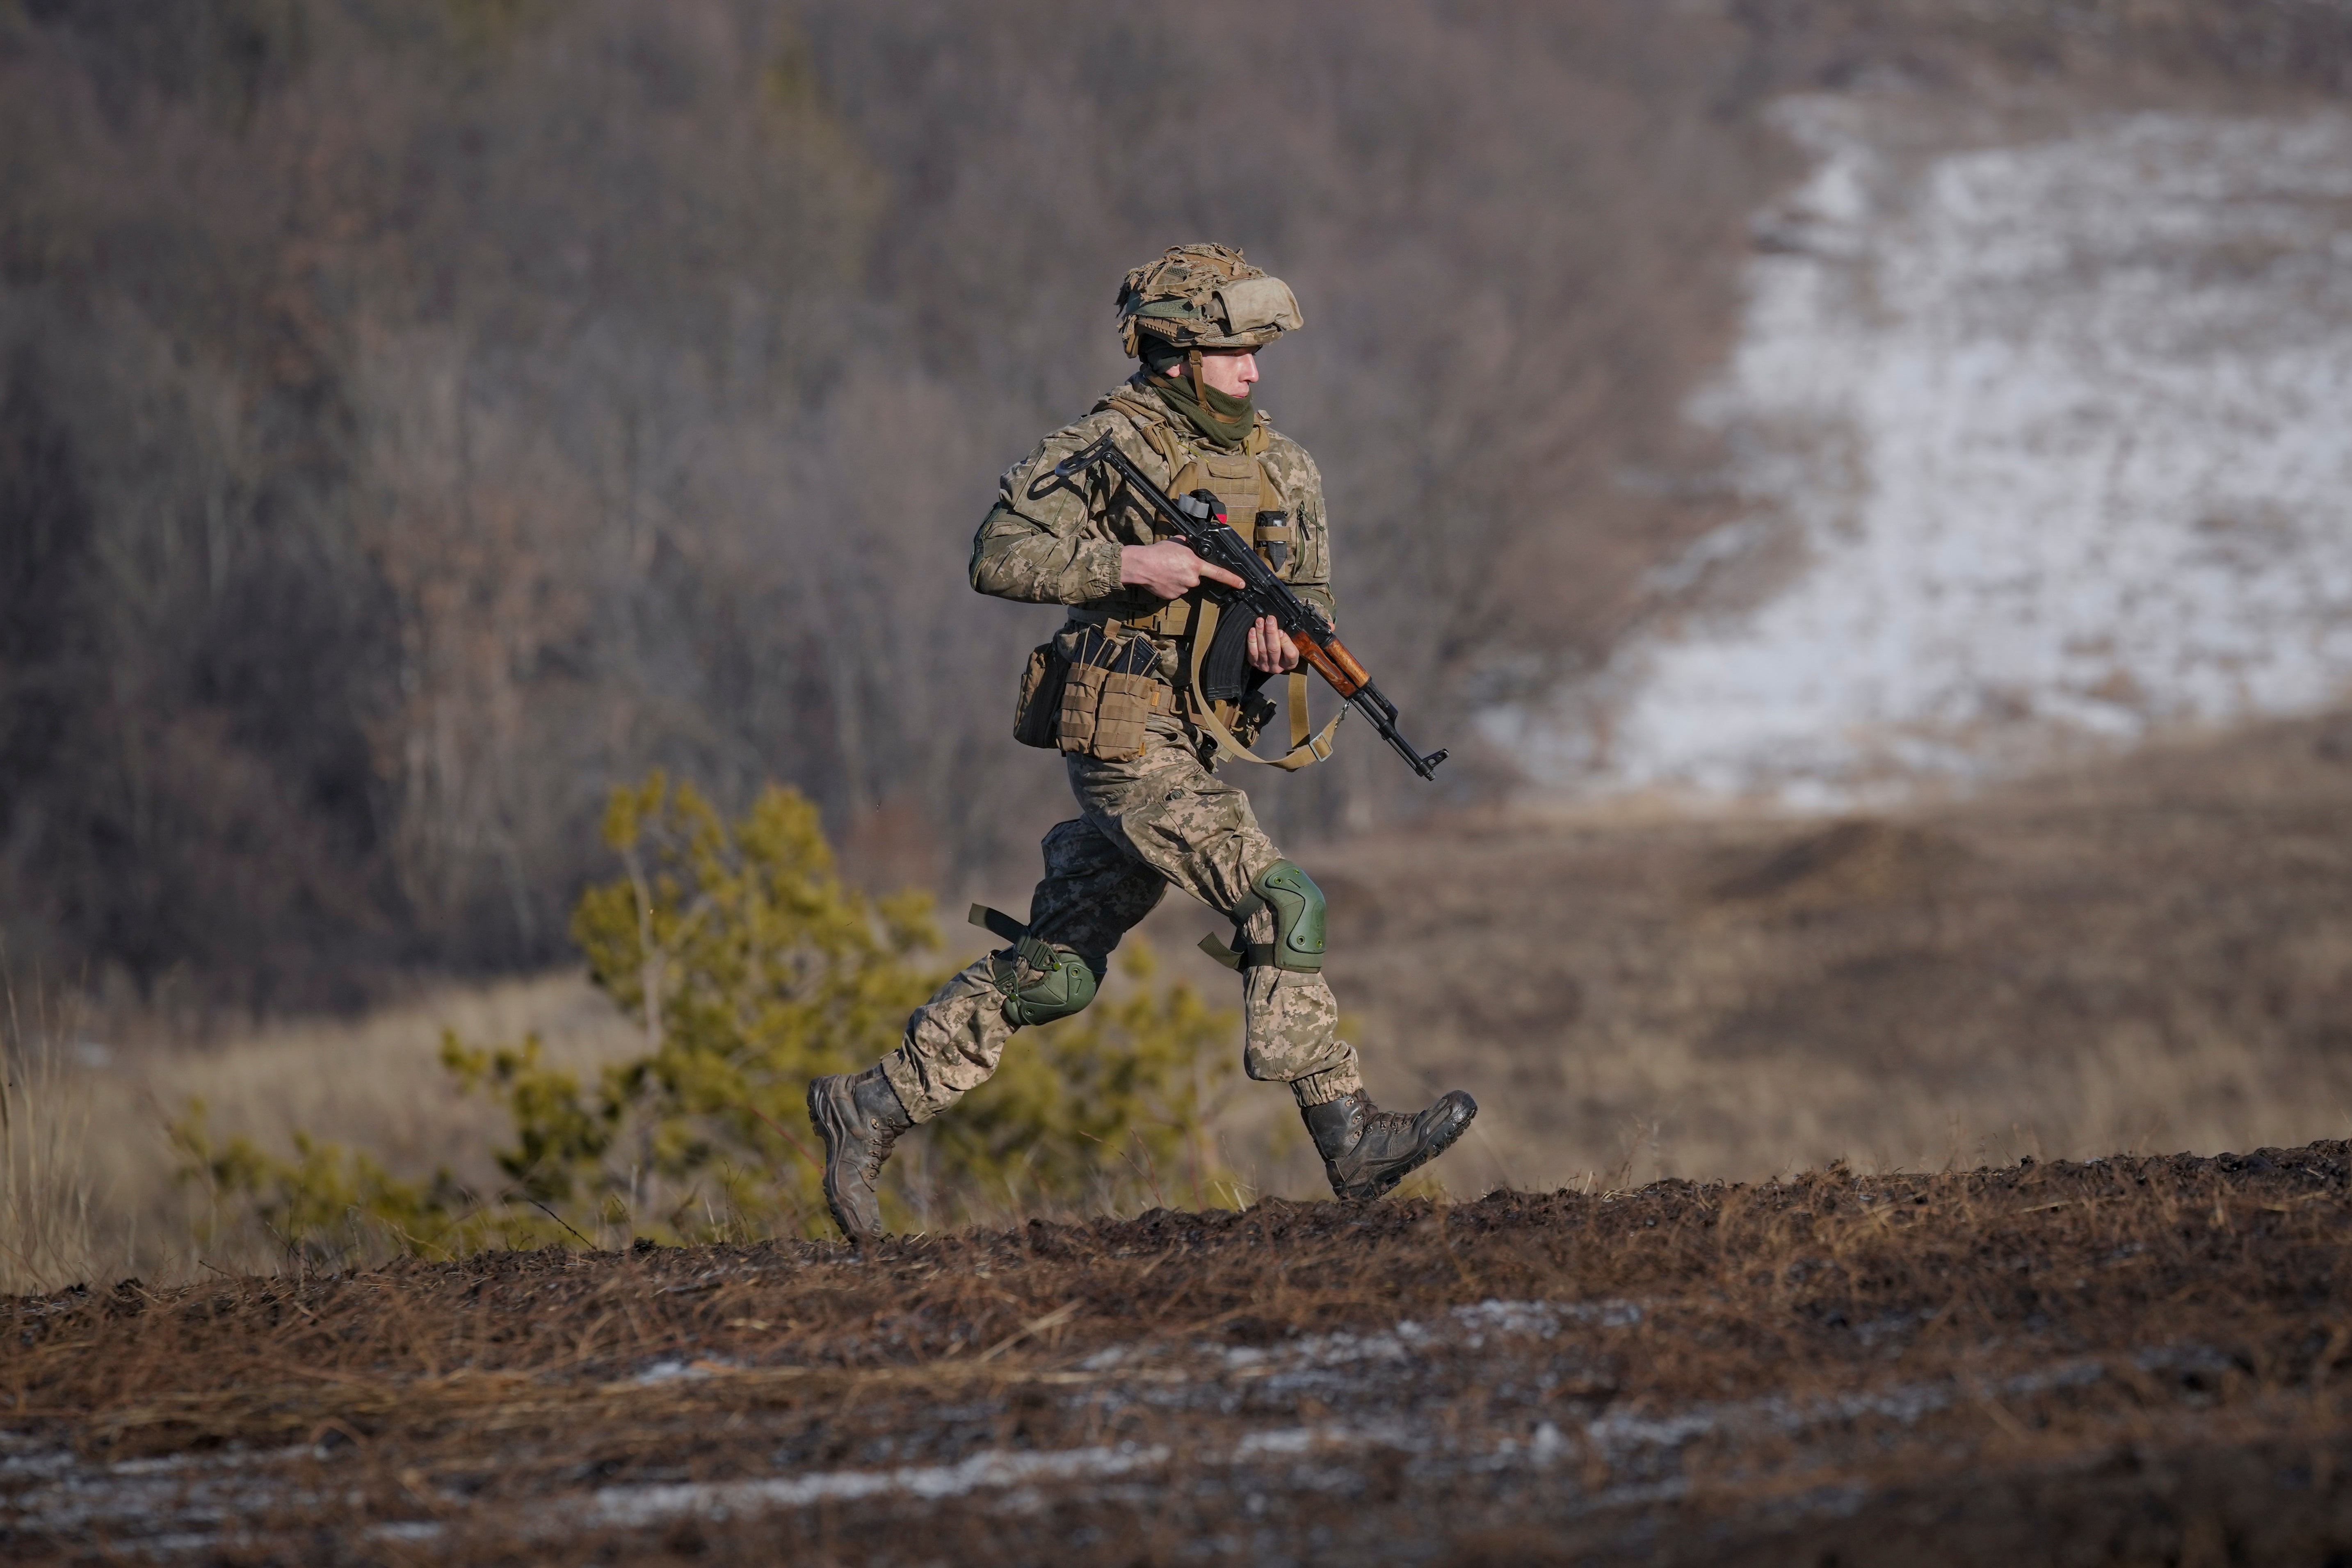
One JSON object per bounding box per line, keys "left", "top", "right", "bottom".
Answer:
{"left": 0, "top": 1299, "right": 2156, "bottom": 1553}
{"left": 1503, "top": 97, "right": 2352, "bottom": 806}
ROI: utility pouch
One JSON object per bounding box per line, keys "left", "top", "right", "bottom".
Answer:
{"left": 1013, "top": 641, "right": 1069, "bottom": 749}
{"left": 1055, "top": 624, "right": 1167, "bottom": 762}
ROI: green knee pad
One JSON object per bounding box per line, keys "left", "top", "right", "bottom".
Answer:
{"left": 1198, "top": 859, "right": 1327, "bottom": 974}
{"left": 995, "top": 941, "right": 1098, "bottom": 1026}
{"left": 971, "top": 904, "right": 1102, "bottom": 1026}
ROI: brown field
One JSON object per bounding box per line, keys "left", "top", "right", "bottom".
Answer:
{"left": 9, "top": 705, "right": 2352, "bottom": 1278}
{"left": 7, "top": 1142, "right": 2352, "bottom": 1564}
{"left": 1311, "top": 706, "right": 2352, "bottom": 1194}
{"left": 5, "top": 709, "right": 2351, "bottom": 1560}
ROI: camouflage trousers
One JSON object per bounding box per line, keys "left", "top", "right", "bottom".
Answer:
{"left": 879, "top": 724, "right": 1364, "bottom": 1122}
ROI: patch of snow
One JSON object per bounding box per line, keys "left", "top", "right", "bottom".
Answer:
{"left": 590, "top": 1442, "right": 1173, "bottom": 1527}
{"left": 1503, "top": 98, "right": 2352, "bottom": 802}
{"left": 0, "top": 1341, "right": 2153, "bottom": 1547}
{"left": 1084, "top": 1298, "right": 1641, "bottom": 1382}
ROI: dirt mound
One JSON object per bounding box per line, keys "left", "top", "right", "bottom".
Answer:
{"left": 8, "top": 1143, "right": 2352, "bottom": 1562}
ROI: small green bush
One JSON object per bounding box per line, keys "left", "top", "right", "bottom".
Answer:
{"left": 177, "top": 773, "right": 1242, "bottom": 1261}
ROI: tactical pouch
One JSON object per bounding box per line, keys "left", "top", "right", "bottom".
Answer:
{"left": 1055, "top": 625, "right": 1167, "bottom": 762}
{"left": 1013, "top": 641, "right": 1069, "bottom": 749}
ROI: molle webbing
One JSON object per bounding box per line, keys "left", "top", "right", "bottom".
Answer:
{"left": 1110, "top": 390, "right": 1284, "bottom": 538}
{"left": 1054, "top": 623, "right": 1164, "bottom": 761}
{"left": 1077, "top": 598, "right": 1193, "bottom": 637}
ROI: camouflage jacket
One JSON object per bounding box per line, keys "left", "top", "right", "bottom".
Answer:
{"left": 969, "top": 373, "right": 1336, "bottom": 684}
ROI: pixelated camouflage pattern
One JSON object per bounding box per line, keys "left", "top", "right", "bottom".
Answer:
{"left": 880, "top": 721, "right": 1362, "bottom": 1121}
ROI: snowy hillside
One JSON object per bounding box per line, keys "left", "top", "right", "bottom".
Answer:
{"left": 1506, "top": 97, "right": 2352, "bottom": 806}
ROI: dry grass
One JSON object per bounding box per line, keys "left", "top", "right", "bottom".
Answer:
{"left": 14, "top": 974, "right": 640, "bottom": 1286}
{"left": 5, "top": 1143, "right": 2350, "bottom": 1561}
{"left": 8, "top": 707, "right": 2351, "bottom": 1287}
{"left": 0, "top": 1042, "right": 98, "bottom": 1299}
{"left": 1321, "top": 706, "right": 2352, "bottom": 1195}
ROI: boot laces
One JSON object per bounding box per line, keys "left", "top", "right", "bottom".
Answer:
{"left": 859, "top": 1123, "right": 900, "bottom": 1184}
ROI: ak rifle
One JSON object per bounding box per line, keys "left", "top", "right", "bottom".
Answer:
{"left": 1052, "top": 436, "right": 1448, "bottom": 781}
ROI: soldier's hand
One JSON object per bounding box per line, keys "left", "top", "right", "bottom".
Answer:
{"left": 1119, "top": 541, "right": 1245, "bottom": 600}
{"left": 1247, "top": 614, "right": 1301, "bottom": 674}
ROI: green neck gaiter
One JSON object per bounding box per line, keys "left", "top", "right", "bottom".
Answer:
{"left": 1147, "top": 367, "right": 1255, "bottom": 452}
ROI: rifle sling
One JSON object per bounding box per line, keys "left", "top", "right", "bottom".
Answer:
{"left": 1183, "top": 596, "right": 1346, "bottom": 771}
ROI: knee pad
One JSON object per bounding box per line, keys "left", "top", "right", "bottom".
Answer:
{"left": 995, "top": 941, "right": 1098, "bottom": 1027}
{"left": 1199, "top": 859, "right": 1327, "bottom": 974}
{"left": 972, "top": 904, "right": 1102, "bottom": 1027}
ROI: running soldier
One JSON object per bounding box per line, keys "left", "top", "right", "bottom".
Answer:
{"left": 808, "top": 244, "right": 1475, "bottom": 1241}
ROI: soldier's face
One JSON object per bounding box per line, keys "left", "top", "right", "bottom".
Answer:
{"left": 1165, "top": 349, "right": 1260, "bottom": 399}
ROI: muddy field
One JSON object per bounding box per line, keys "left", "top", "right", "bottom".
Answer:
{"left": 7, "top": 1142, "right": 2351, "bottom": 1565}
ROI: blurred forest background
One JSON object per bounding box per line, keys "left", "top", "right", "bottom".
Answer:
{"left": 2, "top": 0, "right": 2352, "bottom": 1283}
{"left": 8, "top": 0, "right": 2350, "bottom": 1016}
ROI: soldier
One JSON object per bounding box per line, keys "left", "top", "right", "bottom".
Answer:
{"left": 807, "top": 244, "right": 1475, "bottom": 1242}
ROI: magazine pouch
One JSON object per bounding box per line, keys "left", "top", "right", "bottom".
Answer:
{"left": 1054, "top": 624, "right": 1167, "bottom": 762}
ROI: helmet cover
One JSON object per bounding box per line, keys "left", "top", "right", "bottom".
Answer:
{"left": 1117, "top": 243, "right": 1304, "bottom": 357}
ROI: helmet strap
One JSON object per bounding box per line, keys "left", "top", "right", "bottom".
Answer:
{"left": 1187, "top": 347, "right": 1209, "bottom": 408}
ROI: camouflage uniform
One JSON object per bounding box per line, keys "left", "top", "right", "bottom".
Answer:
{"left": 811, "top": 244, "right": 1472, "bottom": 1242}
{"left": 879, "top": 377, "right": 1365, "bottom": 1121}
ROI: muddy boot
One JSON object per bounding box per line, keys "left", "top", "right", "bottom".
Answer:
{"left": 807, "top": 1065, "right": 913, "bottom": 1243}
{"left": 1303, "top": 1088, "right": 1477, "bottom": 1201}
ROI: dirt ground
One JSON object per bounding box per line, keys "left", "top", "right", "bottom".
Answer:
{"left": 11, "top": 710, "right": 2352, "bottom": 1561}
{"left": 7, "top": 1140, "right": 2352, "bottom": 1565}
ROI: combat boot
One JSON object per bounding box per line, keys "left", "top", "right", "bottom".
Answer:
{"left": 1302, "top": 1087, "right": 1477, "bottom": 1201}
{"left": 806, "top": 1064, "right": 914, "bottom": 1243}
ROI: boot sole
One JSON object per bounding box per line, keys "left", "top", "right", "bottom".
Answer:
{"left": 806, "top": 1076, "right": 884, "bottom": 1243}
{"left": 1337, "top": 1092, "right": 1479, "bottom": 1201}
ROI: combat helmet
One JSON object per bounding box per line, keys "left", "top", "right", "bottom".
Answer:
{"left": 1116, "top": 243, "right": 1304, "bottom": 360}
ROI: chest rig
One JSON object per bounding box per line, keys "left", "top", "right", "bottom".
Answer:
{"left": 1088, "top": 391, "right": 1343, "bottom": 771}
{"left": 1097, "top": 391, "right": 1291, "bottom": 633}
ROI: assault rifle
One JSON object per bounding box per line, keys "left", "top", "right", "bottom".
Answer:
{"left": 1052, "top": 436, "right": 1449, "bottom": 781}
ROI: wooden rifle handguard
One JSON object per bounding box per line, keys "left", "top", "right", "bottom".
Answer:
{"left": 1295, "top": 633, "right": 1369, "bottom": 698}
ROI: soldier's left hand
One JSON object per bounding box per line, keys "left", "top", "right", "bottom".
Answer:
{"left": 1247, "top": 615, "right": 1301, "bottom": 674}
